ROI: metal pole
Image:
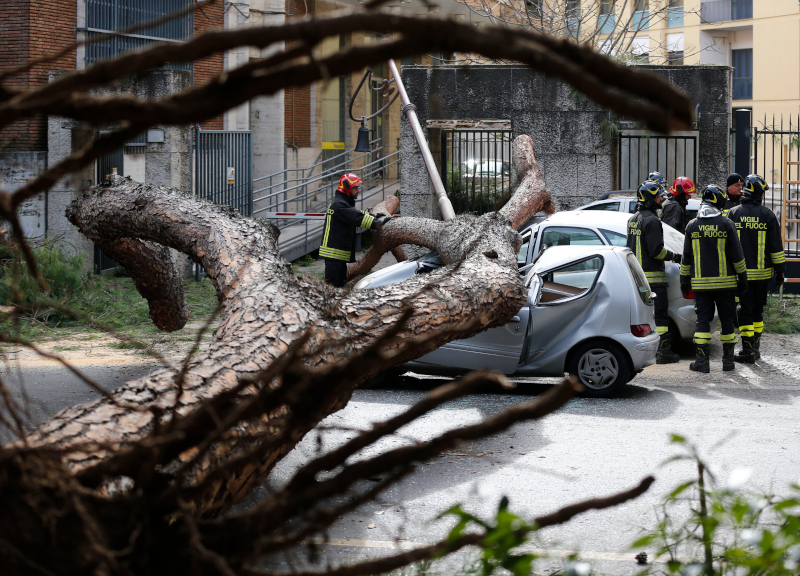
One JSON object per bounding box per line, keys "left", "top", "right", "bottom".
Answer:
{"left": 387, "top": 59, "right": 455, "bottom": 221}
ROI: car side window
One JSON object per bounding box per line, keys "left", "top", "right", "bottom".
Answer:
{"left": 599, "top": 228, "right": 627, "bottom": 246}
{"left": 628, "top": 201, "right": 638, "bottom": 214}
{"left": 518, "top": 232, "right": 531, "bottom": 267}
{"left": 539, "top": 256, "right": 604, "bottom": 304}
{"left": 584, "top": 202, "right": 620, "bottom": 212}
{"left": 540, "top": 227, "right": 603, "bottom": 248}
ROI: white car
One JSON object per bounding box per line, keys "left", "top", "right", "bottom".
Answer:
{"left": 578, "top": 193, "right": 700, "bottom": 221}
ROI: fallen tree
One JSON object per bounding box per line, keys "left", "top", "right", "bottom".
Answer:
{"left": 0, "top": 5, "right": 691, "bottom": 574}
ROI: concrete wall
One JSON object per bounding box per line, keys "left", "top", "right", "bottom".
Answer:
{"left": 400, "top": 64, "right": 731, "bottom": 219}
{"left": 0, "top": 152, "right": 47, "bottom": 237}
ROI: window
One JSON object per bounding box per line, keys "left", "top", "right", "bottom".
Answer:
{"left": 541, "top": 227, "right": 603, "bottom": 248}
{"left": 633, "top": 0, "right": 649, "bottom": 29}
{"left": 628, "top": 201, "right": 638, "bottom": 214}
{"left": 540, "top": 256, "right": 604, "bottom": 303}
{"left": 732, "top": 49, "right": 753, "bottom": 100}
{"left": 668, "top": 0, "right": 684, "bottom": 27}
{"left": 668, "top": 51, "right": 684, "bottom": 65}
{"left": 731, "top": 0, "right": 752, "bottom": 21}
{"left": 599, "top": 0, "right": 615, "bottom": 34}
{"left": 631, "top": 37, "right": 650, "bottom": 63}
{"left": 584, "top": 202, "right": 620, "bottom": 211}
{"left": 84, "top": 0, "right": 193, "bottom": 69}
{"left": 518, "top": 233, "right": 531, "bottom": 266}
{"left": 566, "top": 0, "right": 581, "bottom": 37}
{"left": 626, "top": 253, "right": 652, "bottom": 304}
{"left": 666, "top": 32, "right": 684, "bottom": 65}
{"left": 526, "top": 0, "right": 543, "bottom": 19}
{"left": 599, "top": 229, "right": 627, "bottom": 246}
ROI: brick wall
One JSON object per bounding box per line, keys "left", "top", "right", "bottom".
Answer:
{"left": 285, "top": 0, "right": 313, "bottom": 147}
{"left": 194, "top": 0, "right": 225, "bottom": 130}
{"left": 0, "top": 0, "right": 76, "bottom": 152}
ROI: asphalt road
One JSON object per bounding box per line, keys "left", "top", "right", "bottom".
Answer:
{"left": 3, "top": 334, "right": 799, "bottom": 574}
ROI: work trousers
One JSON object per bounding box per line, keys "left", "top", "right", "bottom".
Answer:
{"left": 653, "top": 285, "right": 670, "bottom": 335}
{"left": 737, "top": 281, "right": 770, "bottom": 338}
{"left": 694, "top": 290, "right": 737, "bottom": 346}
{"left": 324, "top": 259, "right": 348, "bottom": 288}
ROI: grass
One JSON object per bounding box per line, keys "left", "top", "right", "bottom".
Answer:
{"left": 763, "top": 295, "right": 800, "bottom": 334}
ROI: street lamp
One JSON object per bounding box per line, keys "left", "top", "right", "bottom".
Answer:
{"left": 348, "top": 67, "right": 399, "bottom": 153}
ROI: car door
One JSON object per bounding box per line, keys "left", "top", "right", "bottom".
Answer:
{"left": 520, "top": 254, "right": 608, "bottom": 373}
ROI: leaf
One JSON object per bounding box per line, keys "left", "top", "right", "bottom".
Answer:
{"left": 670, "top": 434, "right": 687, "bottom": 444}
{"left": 668, "top": 481, "right": 695, "bottom": 499}
{"left": 631, "top": 534, "right": 657, "bottom": 549}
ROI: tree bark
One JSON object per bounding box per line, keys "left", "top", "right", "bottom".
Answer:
{"left": 18, "top": 138, "right": 552, "bottom": 515}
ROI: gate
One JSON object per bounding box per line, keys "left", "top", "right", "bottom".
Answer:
{"left": 618, "top": 132, "right": 698, "bottom": 190}
{"left": 440, "top": 130, "right": 513, "bottom": 215}
{"left": 195, "top": 129, "right": 253, "bottom": 216}
{"left": 94, "top": 145, "right": 124, "bottom": 273}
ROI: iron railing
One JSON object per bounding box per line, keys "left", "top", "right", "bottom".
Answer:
{"left": 751, "top": 115, "right": 800, "bottom": 257}
{"left": 195, "top": 129, "right": 253, "bottom": 217}
{"left": 83, "top": 0, "right": 193, "bottom": 69}
{"left": 618, "top": 133, "right": 698, "bottom": 190}
{"left": 253, "top": 140, "right": 401, "bottom": 261}
{"left": 440, "top": 130, "right": 513, "bottom": 216}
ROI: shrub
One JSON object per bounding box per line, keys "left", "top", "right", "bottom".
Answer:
{"left": 0, "top": 236, "right": 85, "bottom": 305}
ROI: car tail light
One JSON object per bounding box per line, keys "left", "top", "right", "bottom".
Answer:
{"left": 684, "top": 288, "right": 695, "bottom": 300}
{"left": 630, "top": 324, "right": 652, "bottom": 337}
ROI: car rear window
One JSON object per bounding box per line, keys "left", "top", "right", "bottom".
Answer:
{"left": 599, "top": 228, "right": 627, "bottom": 246}
{"left": 626, "top": 253, "right": 652, "bottom": 305}
{"left": 584, "top": 202, "right": 620, "bottom": 212}
{"left": 541, "top": 227, "right": 603, "bottom": 248}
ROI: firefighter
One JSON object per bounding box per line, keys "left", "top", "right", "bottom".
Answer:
{"left": 648, "top": 171, "right": 666, "bottom": 187}
{"left": 727, "top": 174, "right": 786, "bottom": 363}
{"left": 627, "top": 181, "right": 682, "bottom": 364}
{"left": 680, "top": 185, "right": 748, "bottom": 372}
{"left": 661, "top": 176, "right": 696, "bottom": 234}
{"left": 723, "top": 173, "right": 744, "bottom": 216}
{"left": 320, "top": 173, "right": 391, "bottom": 288}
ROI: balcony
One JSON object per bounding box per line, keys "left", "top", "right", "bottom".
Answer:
{"left": 667, "top": 6, "right": 684, "bottom": 27}
{"left": 598, "top": 13, "right": 615, "bottom": 34}
{"left": 701, "top": 0, "right": 752, "bottom": 23}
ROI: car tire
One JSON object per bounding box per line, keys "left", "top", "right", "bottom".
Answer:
{"left": 361, "top": 367, "right": 406, "bottom": 389}
{"left": 567, "top": 340, "right": 631, "bottom": 398}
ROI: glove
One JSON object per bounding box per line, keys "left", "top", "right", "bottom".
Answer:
{"left": 775, "top": 272, "right": 785, "bottom": 287}
{"left": 672, "top": 253, "right": 682, "bottom": 265}
{"left": 373, "top": 213, "right": 387, "bottom": 219}
{"left": 680, "top": 283, "right": 692, "bottom": 299}
{"left": 737, "top": 277, "right": 749, "bottom": 297}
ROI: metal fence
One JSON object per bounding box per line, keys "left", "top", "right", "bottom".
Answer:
{"left": 84, "top": 0, "right": 193, "bottom": 69}
{"left": 751, "top": 115, "right": 800, "bottom": 257}
{"left": 253, "top": 139, "right": 400, "bottom": 261}
{"left": 618, "top": 133, "right": 698, "bottom": 190}
{"left": 94, "top": 145, "right": 124, "bottom": 273}
{"left": 440, "top": 130, "right": 513, "bottom": 216}
{"left": 195, "top": 129, "right": 253, "bottom": 217}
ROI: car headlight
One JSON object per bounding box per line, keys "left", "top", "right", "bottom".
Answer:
{"left": 354, "top": 276, "right": 375, "bottom": 290}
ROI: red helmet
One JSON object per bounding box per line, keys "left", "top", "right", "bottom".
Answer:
{"left": 337, "top": 173, "right": 363, "bottom": 195}
{"left": 670, "top": 176, "right": 696, "bottom": 197}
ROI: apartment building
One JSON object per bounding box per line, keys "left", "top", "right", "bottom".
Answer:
{"left": 592, "top": 0, "right": 800, "bottom": 122}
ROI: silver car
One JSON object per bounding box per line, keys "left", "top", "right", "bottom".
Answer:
{"left": 357, "top": 211, "right": 713, "bottom": 344}
{"left": 356, "top": 244, "right": 659, "bottom": 397}
{"left": 577, "top": 193, "right": 701, "bottom": 221}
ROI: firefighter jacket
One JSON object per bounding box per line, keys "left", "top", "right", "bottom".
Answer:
{"left": 626, "top": 206, "right": 675, "bottom": 286}
{"left": 661, "top": 198, "right": 687, "bottom": 234}
{"left": 320, "top": 191, "right": 377, "bottom": 262}
{"left": 727, "top": 199, "right": 786, "bottom": 281}
{"left": 680, "top": 205, "right": 747, "bottom": 291}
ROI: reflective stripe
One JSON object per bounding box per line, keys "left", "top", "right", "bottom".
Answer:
{"left": 693, "top": 238, "right": 702, "bottom": 278}
{"left": 319, "top": 247, "right": 351, "bottom": 261}
{"left": 636, "top": 236, "right": 642, "bottom": 264}
{"left": 771, "top": 251, "right": 786, "bottom": 264}
{"left": 645, "top": 271, "right": 668, "bottom": 284}
{"left": 754, "top": 321, "right": 764, "bottom": 333}
{"left": 739, "top": 324, "right": 754, "bottom": 337}
{"left": 733, "top": 258, "right": 747, "bottom": 274}
{"left": 680, "top": 263, "right": 691, "bottom": 276}
{"left": 694, "top": 332, "right": 711, "bottom": 344}
{"left": 321, "top": 206, "right": 334, "bottom": 252}
{"left": 720, "top": 333, "right": 737, "bottom": 343}
{"left": 746, "top": 268, "right": 774, "bottom": 281}
{"left": 360, "top": 212, "right": 375, "bottom": 229}
{"left": 757, "top": 230, "right": 766, "bottom": 270}
{"left": 691, "top": 276, "right": 738, "bottom": 290}
{"left": 656, "top": 247, "right": 668, "bottom": 260}
{"left": 656, "top": 326, "right": 669, "bottom": 334}
{"left": 718, "top": 238, "right": 726, "bottom": 277}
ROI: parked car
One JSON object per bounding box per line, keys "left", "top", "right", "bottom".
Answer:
{"left": 356, "top": 211, "right": 713, "bottom": 345}
{"left": 357, "top": 245, "right": 658, "bottom": 396}
{"left": 578, "top": 193, "right": 701, "bottom": 222}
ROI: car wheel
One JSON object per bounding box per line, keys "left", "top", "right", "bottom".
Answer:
{"left": 567, "top": 340, "right": 630, "bottom": 398}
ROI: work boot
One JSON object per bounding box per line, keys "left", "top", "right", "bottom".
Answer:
{"left": 753, "top": 332, "right": 762, "bottom": 360}
{"left": 689, "top": 344, "right": 710, "bottom": 373}
{"left": 656, "top": 333, "right": 680, "bottom": 364}
{"left": 734, "top": 335, "right": 756, "bottom": 364}
{"left": 723, "top": 342, "right": 736, "bottom": 371}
